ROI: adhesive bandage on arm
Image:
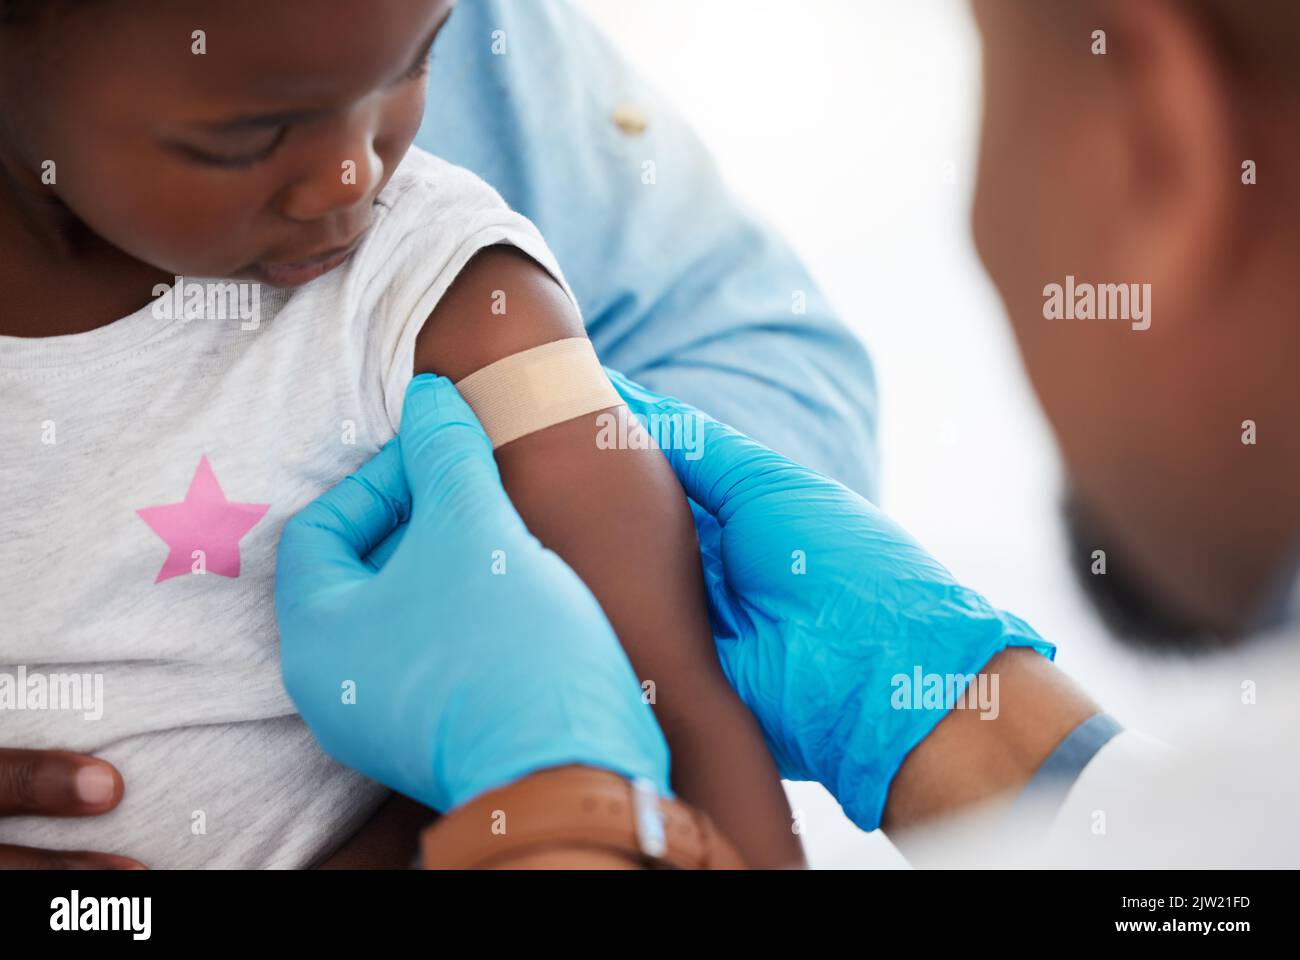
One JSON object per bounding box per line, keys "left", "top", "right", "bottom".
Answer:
{"left": 453, "top": 338, "right": 624, "bottom": 449}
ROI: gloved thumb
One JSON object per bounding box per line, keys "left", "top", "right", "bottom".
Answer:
{"left": 275, "top": 439, "right": 410, "bottom": 602}
{"left": 605, "top": 368, "right": 813, "bottom": 523}
{"left": 397, "top": 375, "right": 526, "bottom": 540}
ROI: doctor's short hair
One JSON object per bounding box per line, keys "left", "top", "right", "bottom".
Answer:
{"left": 1033, "top": 0, "right": 1300, "bottom": 94}
{"left": 1, "top": 0, "right": 98, "bottom": 24}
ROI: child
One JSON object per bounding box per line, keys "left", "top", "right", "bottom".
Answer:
{"left": 0, "top": 0, "right": 802, "bottom": 867}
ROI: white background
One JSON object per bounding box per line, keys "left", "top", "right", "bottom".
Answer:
{"left": 576, "top": 0, "right": 1208, "bottom": 868}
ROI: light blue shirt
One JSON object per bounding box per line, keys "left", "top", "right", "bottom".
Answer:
{"left": 416, "top": 0, "right": 879, "bottom": 499}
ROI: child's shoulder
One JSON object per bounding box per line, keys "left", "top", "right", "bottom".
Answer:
{"left": 342, "top": 146, "right": 538, "bottom": 312}
{"left": 327, "top": 147, "right": 564, "bottom": 433}
{"left": 371, "top": 146, "right": 513, "bottom": 237}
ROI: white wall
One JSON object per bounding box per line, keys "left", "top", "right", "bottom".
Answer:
{"left": 575, "top": 0, "right": 1194, "bottom": 868}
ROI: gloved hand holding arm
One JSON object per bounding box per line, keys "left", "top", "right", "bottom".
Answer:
{"left": 275, "top": 376, "right": 744, "bottom": 869}
{"left": 275, "top": 376, "right": 668, "bottom": 814}
{"left": 607, "top": 371, "right": 1100, "bottom": 833}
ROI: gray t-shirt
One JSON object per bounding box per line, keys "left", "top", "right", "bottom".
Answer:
{"left": 0, "top": 147, "right": 572, "bottom": 868}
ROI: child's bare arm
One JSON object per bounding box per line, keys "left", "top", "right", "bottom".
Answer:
{"left": 412, "top": 246, "right": 802, "bottom": 867}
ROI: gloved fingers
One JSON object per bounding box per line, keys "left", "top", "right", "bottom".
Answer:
{"left": 398, "top": 375, "right": 528, "bottom": 542}
{"left": 435, "top": 651, "right": 674, "bottom": 809}
{"left": 276, "top": 440, "right": 410, "bottom": 591}
{"left": 363, "top": 521, "right": 409, "bottom": 573}
{"left": 605, "top": 368, "right": 815, "bottom": 523}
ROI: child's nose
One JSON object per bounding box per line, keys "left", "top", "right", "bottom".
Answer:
{"left": 276, "top": 130, "right": 385, "bottom": 223}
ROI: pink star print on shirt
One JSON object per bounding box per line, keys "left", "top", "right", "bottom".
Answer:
{"left": 136, "top": 455, "right": 269, "bottom": 584}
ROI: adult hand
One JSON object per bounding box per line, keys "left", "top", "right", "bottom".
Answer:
{"left": 0, "top": 749, "right": 141, "bottom": 869}
{"left": 606, "top": 370, "right": 1055, "bottom": 832}
{"left": 274, "top": 375, "right": 669, "bottom": 814}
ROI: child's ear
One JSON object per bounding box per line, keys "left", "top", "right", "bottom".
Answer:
{"left": 412, "top": 245, "right": 584, "bottom": 381}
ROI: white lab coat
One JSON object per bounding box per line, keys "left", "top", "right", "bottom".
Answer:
{"left": 901, "top": 630, "right": 1300, "bottom": 868}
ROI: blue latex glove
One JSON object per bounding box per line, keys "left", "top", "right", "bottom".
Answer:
{"left": 274, "top": 375, "right": 670, "bottom": 813}
{"left": 605, "top": 370, "right": 1056, "bottom": 832}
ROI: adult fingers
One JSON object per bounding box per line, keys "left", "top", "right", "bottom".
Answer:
{"left": 0, "top": 749, "right": 123, "bottom": 817}
{"left": 276, "top": 440, "right": 409, "bottom": 594}
{"left": 0, "top": 844, "right": 145, "bottom": 870}
{"left": 398, "top": 375, "right": 526, "bottom": 542}
{"left": 605, "top": 368, "right": 814, "bottom": 522}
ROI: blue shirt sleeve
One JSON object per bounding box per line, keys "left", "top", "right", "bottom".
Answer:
{"left": 414, "top": 0, "right": 880, "bottom": 499}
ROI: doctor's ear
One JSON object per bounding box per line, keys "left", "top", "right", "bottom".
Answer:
{"left": 1077, "top": 0, "right": 1240, "bottom": 328}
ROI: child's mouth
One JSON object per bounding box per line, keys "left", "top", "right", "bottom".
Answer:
{"left": 252, "top": 238, "right": 362, "bottom": 287}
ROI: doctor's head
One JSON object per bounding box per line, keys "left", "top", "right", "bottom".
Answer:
{"left": 970, "top": 0, "right": 1300, "bottom": 645}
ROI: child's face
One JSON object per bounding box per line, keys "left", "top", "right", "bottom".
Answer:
{"left": 0, "top": 0, "right": 454, "bottom": 286}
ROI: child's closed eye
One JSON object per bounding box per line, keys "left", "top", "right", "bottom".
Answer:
{"left": 169, "top": 29, "right": 436, "bottom": 171}
{"left": 403, "top": 39, "right": 436, "bottom": 82}
{"left": 172, "top": 127, "right": 289, "bottom": 170}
